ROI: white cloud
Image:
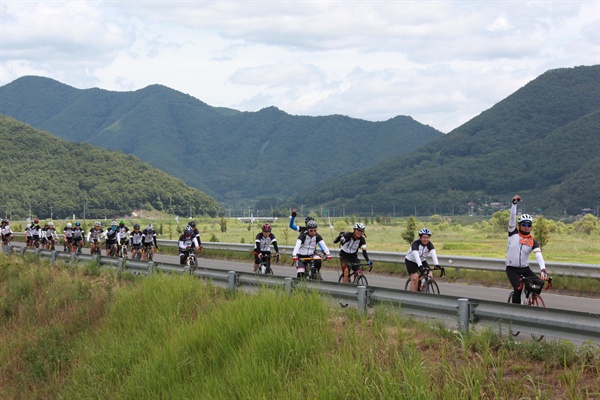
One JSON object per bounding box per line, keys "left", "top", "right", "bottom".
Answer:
{"left": 1, "top": 1, "right": 598, "bottom": 132}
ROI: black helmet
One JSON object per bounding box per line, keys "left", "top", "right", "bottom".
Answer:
{"left": 306, "top": 220, "right": 318, "bottom": 229}
{"left": 305, "top": 216, "right": 315, "bottom": 224}
{"left": 188, "top": 221, "right": 196, "bottom": 228}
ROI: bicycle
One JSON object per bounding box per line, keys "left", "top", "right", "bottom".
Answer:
{"left": 404, "top": 265, "right": 445, "bottom": 294}
{"left": 142, "top": 244, "right": 154, "bottom": 261}
{"left": 257, "top": 253, "right": 277, "bottom": 275}
{"left": 182, "top": 248, "right": 198, "bottom": 270}
{"left": 298, "top": 255, "right": 325, "bottom": 281}
{"left": 338, "top": 261, "right": 371, "bottom": 285}
{"left": 507, "top": 275, "right": 553, "bottom": 341}
{"left": 91, "top": 239, "right": 102, "bottom": 256}
{"left": 107, "top": 242, "right": 119, "bottom": 257}
{"left": 74, "top": 240, "right": 84, "bottom": 255}
{"left": 118, "top": 242, "right": 128, "bottom": 259}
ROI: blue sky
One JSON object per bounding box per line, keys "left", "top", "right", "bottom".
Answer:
{"left": 1, "top": 1, "right": 598, "bottom": 132}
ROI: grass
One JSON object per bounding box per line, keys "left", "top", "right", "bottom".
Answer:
{"left": 1, "top": 254, "right": 599, "bottom": 399}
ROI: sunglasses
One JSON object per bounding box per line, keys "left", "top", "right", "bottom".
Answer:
{"left": 308, "top": 229, "right": 317, "bottom": 232}
{"left": 521, "top": 223, "right": 532, "bottom": 227}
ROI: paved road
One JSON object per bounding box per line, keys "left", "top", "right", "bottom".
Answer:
{"left": 10, "top": 242, "right": 599, "bottom": 315}
{"left": 150, "top": 253, "right": 600, "bottom": 315}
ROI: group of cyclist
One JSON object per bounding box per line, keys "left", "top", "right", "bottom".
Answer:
{"left": 10, "top": 193, "right": 548, "bottom": 298}
{"left": 22, "top": 219, "right": 162, "bottom": 261}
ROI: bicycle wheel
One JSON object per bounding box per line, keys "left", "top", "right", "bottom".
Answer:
{"left": 356, "top": 275, "right": 368, "bottom": 286}
{"left": 424, "top": 279, "right": 440, "bottom": 294}
{"left": 507, "top": 291, "right": 522, "bottom": 337}
{"left": 404, "top": 278, "right": 411, "bottom": 291}
{"left": 528, "top": 294, "right": 546, "bottom": 341}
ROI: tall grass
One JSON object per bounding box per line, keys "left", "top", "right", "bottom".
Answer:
{"left": 1, "top": 255, "right": 598, "bottom": 399}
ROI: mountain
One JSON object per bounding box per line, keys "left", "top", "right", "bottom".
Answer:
{"left": 292, "top": 65, "right": 600, "bottom": 216}
{"left": 0, "top": 77, "right": 443, "bottom": 203}
{"left": 0, "top": 116, "right": 219, "bottom": 219}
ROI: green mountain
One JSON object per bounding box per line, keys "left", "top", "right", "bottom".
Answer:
{"left": 293, "top": 65, "right": 600, "bottom": 216}
{"left": 0, "top": 116, "right": 219, "bottom": 219}
{"left": 0, "top": 77, "right": 443, "bottom": 203}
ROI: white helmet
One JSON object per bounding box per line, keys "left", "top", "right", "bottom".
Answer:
{"left": 518, "top": 214, "right": 533, "bottom": 224}
{"left": 66, "top": 222, "right": 72, "bottom": 228}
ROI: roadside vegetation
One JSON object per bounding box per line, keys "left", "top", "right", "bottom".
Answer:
{"left": 1, "top": 255, "right": 598, "bottom": 399}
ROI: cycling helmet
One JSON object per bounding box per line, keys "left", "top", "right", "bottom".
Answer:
{"left": 133, "top": 223, "right": 140, "bottom": 229}
{"left": 119, "top": 219, "right": 125, "bottom": 226}
{"left": 147, "top": 224, "right": 154, "bottom": 231}
{"left": 75, "top": 221, "right": 81, "bottom": 227}
{"left": 306, "top": 220, "right": 318, "bottom": 229}
{"left": 305, "top": 216, "right": 315, "bottom": 224}
{"left": 184, "top": 226, "right": 193, "bottom": 236}
{"left": 353, "top": 223, "right": 366, "bottom": 232}
{"left": 48, "top": 221, "right": 55, "bottom": 227}
{"left": 188, "top": 221, "right": 196, "bottom": 228}
{"left": 66, "top": 222, "right": 72, "bottom": 228}
{"left": 518, "top": 214, "right": 533, "bottom": 224}
{"left": 111, "top": 220, "right": 117, "bottom": 226}
{"left": 418, "top": 228, "right": 432, "bottom": 236}
{"left": 34, "top": 219, "right": 39, "bottom": 224}
{"left": 262, "top": 223, "right": 271, "bottom": 232}
{"left": 94, "top": 221, "right": 101, "bottom": 227}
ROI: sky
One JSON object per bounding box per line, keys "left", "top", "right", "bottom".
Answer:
{"left": 1, "top": 1, "right": 598, "bottom": 133}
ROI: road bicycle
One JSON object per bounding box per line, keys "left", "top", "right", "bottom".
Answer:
{"left": 257, "top": 253, "right": 277, "bottom": 275}
{"left": 107, "top": 242, "right": 119, "bottom": 257}
{"left": 297, "top": 255, "right": 325, "bottom": 281}
{"left": 91, "top": 239, "right": 102, "bottom": 256}
{"left": 182, "top": 248, "right": 199, "bottom": 270}
{"left": 142, "top": 244, "right": 154, "bottom": 261}
{"left": 74, "top": 239, "right": 83, "bottom": 255}
{"left": 507, "top": 275, "right": 553, "bottom": 341}
{"left": 118, "top": 242, "right": 128, "bottom": 259}
{"left": 338, "top": 261, "right": 371, "bottom": 286}
{"left": 404, "top": 265, "right": 445, "bottom": 294}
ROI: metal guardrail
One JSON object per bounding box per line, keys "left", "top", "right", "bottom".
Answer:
{"left": 157, "top": 240, "right": 600, "bottom": 279}
{"left": 6, "top": 244, "right": 599, "bottom": 345}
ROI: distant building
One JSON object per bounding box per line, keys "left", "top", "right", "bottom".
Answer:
{"left": 581, "top": 208, "right": 596, "bottom": 216}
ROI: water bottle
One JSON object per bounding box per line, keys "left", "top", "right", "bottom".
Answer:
{"left": 260, "top": 265, "right": 266, "bottom": 274}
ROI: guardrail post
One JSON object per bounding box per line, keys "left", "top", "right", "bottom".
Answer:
{"left": 117, "top": 258, "right": 124, "bottom": 272}
{"left": 50, "top": 250, "right": 57, "bottom": 264}
{"left": 284, "top": 277, "right": 294, "bottom": 294}
{"left": 147, "top": 262, "right": 154, "bottom": 276}
{"left": 357, "top": 286, "right": 368, "bottom": 314}
{"left": 228, "top": 271, "right": 238, "bottom": 291}
{"left": 19, "top": 247, "right": 27, "bottom": 255}
{"left": 3, "top": 245, "right": 9, "bottom": 255}
{"left": 184, "top": 264, "right": 190, "bottom": 274}
{"left": 458, "top": 298, "right": 470, "bottom": 334}
{"left": 70, "top": 253, "right": 76, "bottom": 264}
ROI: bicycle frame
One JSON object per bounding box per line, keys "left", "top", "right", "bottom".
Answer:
{"left": 298, "top": 255, "right": 324, "bottom": 280}
{"left": 258, "top": 254, "right": 272, "bottom": 275}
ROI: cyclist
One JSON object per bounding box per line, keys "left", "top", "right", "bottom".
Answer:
{"left": 86, "top": 221, "right": 104, "bottom": 255}
{"left": 292, "top": 220, "right": 331, "bottom": 278}
{"left": 104, "top": 220, "right": 119, "bottom": 256}
{"left": 25, "top": 219, "right": 36, "bottom": 247}
{"left": 188, "top": 221, "right": 203, "bottom": 255}
{"left": 1, "top": 219, "right": 14, "bottom": 245}
{"left": 116, "top": 219, "right": 130, "bottom": 250}
{"left": 253, "top": 223, "right": 280, "bottom": 273}
{"left": 129, "top": 224, "right": 144, "bottom": 260}
{"left": 72, "top": 221, "right": 85, "bottom": 253}
{"left": 506, "top": 195, "right": 548, "bottom": 304}
{"left": 178, "top": 226, "right": 200, "bottom": 265}
{"left": 334, "top": 223, "right": 373, "bottom": 283}
{"left": 42, "top": 221, "right": 59, "bottom": 250}
{"left": 404, "top": 228, "right": 441, "bottom": 292}
{"left": 63, "top": 222, "right": 74, "bottom": 252}
{"left": 141, "top": 224, "right": 159, "bottom": 260}
{"left": 289, "top": 209, "right": 315, "bottom": 233}
{"left": 28, "top": 219, "right": 42, "bottom": 248}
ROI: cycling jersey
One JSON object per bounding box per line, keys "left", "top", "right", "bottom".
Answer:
{"left": 116, "top": 226, "right": 129, "bottom": 241}
{"left": 43, "top": 228, "right": 58, "bottom": 241}
{"left": 63, "top": 227, "right": 74, "bottom": 239}
{"left": 254, "top": 232, "right": 279, "bottom": 253}
{"left": 178, "top": 234, "right": 199, "bottom": 251}
{"left": 405, "top": 239, "right": 439, "bottom": 267}
{"left": 104, "top": 228, "right": 118, "bottom": 244}
{"left": 334, "top": 231, "right": 370, "bottom": 261}
{"left": 72, "top": 227, "right": 84, "bottom": 240}
{"left": 130, "top": 231, "right": 143, "bottom": 245}
{"left": 293, "top": 231, "right": 330, "bottom": 257}
{"left": 142, "top": 229, "right": 157, "bottom": 247}
{"left": 87, "top": 227, "right": 103, "bottom": 242}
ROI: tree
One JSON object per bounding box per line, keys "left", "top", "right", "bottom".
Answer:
{"left": 489, "top": 210, "right": 510, "bottom": 232}
{"left": 533, "top": 215, "right": 551, "bottom": 248}
{"left": 220, "top": 216, "right": 227, "bottom": 233}
{"left": 572, "top": 214, "right": 599, "bottom": 235}
{"left": 402, "top": 216, "right": 417, "bottom": 244}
